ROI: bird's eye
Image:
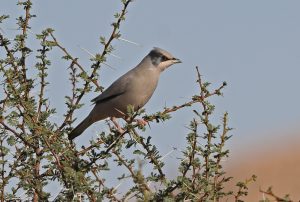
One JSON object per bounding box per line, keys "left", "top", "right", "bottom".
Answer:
{"left": 161, "top": 56, "right": 168, "bottom": 61}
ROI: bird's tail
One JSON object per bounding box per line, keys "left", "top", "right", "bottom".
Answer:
{"left": 68, "top": 116, "right": 94, "bottom": 140}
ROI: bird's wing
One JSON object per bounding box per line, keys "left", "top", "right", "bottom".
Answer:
{"left": 91, "top": 71, "right": 133, "bottom": 104}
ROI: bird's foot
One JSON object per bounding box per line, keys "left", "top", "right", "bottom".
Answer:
{"left": 134, "top": 118, "right": 148, "bottom": 127}
{"left": 111, "top": 117, "right": 125, "bottom": 133}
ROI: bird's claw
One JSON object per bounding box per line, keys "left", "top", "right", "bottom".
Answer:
{"left": 111, "top": 117, "right": 125, "bottom": 133}
{"left": 135, "top": 118, "right": 148, "bottom": 127}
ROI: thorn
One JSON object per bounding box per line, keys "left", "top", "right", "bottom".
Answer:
{"left": 102, "top": 62, "right": 116, "bottom": 70}
{"left": 114, "top": 108, "right": 126, "bottom": 117}
{"left": 118, "top": 37, "right": 142, "bottom": 47}
{"left": 112, "top": 182, "right": 122, "bottom": 193}
{"left": 78, "top": 45, "right": 96, "bottom": 58}
{"left": 159, "top": 148, "right": 176, "bottom": 160}
{"left": 108, "top": 52, "right": 122, "bottom": 60}
{"left": 78, "top": 45, "right": 116, "bottom": 70}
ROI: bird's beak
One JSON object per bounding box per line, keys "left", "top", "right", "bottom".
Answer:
{"left": 173, "top": 58, "right": 182, "bottom": 64}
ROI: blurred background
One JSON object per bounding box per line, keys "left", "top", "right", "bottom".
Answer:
{"left": 1, "top": 0, "right": 300, "bottom": 200}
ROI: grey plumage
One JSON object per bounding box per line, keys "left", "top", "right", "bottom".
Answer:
{"left": 68, "top": 47, "right": 181, "bottom": 140}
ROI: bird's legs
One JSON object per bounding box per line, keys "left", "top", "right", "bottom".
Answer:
{"left": 110, "top": 117, "right": 125, "bottom": 133}
{"left": 110, "top": 117, "right": 147, "bottom": 132}
{"left": 134, "top": 118, "right": 148, "bottom": 127}
{"left": 115, "top": 107, "right": 148, "bottom": 127}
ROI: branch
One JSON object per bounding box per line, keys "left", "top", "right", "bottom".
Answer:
{"left": 113, "top": 150, "right": 151, "bottom": 192}
{"left": 49, "top": 32, "right": 101, "bottom": 90}
{"left": 20, "top": 0, "right": 32, "bottom": 94}
{"left": 0, "top": 120, "right": 35, "bottom": 149}
{"left": 56, "top": 0, "right": 133, "bottom": 133}
{"left": 36, "top": 35, "right": 48, "bottom": 121}
{"left": 131, "top": 128, "right": 166, "bottom": 180}
{"left": 259, "top": 187, "right": 292, "bottom": 202}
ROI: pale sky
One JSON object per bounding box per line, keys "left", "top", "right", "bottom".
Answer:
{"left": 1, "top": 0, "right": 300, "bottom": 197}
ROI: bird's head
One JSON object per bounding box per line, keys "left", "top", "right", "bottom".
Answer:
{"left": 148, "top": 47, "right": 181, "bottom": 72}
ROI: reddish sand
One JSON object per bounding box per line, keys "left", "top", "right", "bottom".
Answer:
{"left": 224, "top": 131, "right": 300, "bottom": 201}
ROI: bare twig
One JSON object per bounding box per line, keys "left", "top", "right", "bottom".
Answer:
{"left": 49, "top": 33, "right": 102, "bottom": 89}
{"left": 56, "top": 0, "right": 132, "bottom": 133}
{"left": 259, "top": 187, "right": 292, "bottom": 202}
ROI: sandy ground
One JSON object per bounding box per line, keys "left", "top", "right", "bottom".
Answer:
{"left": 224, "top": 130, "right": 300, "bottom": 201}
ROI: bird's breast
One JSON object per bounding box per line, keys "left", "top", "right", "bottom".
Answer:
{"left": 99, "top": 69, "right": 160, "bottom": 117}
{"left": 126, "top": 69, "right": 159, "bottom": 108}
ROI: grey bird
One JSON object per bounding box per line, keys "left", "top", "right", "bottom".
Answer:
{"left": 68, "top": 47, "right": 181, "bottom": 140}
